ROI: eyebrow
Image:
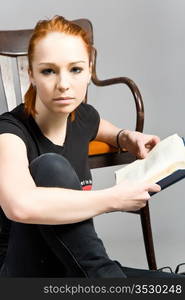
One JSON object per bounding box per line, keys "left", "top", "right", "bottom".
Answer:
{"left": 38, "top": 61, "right": 86, "bottom": 66}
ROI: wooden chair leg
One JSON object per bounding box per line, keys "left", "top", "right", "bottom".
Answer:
{"left": 140, "top": 203, "right": 157, "bottom": 270}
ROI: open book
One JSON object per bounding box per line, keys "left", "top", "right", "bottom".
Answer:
{"left": 115, "top": 134, "right": 185, "bottom": 195}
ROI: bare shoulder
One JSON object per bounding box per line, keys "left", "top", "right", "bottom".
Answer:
{"left": 0, "top": 132, "right": 34, "bottom": 181}
{"left": 0, "top": 132, "right": 28, "bottom": 160}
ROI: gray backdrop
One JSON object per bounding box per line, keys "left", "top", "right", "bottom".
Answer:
{"left": 0, "top": 0, "right": 185, "bottom": 271}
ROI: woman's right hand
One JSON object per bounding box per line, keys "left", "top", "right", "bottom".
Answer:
{"left": 109, "top": 180, "right": 161, "bottom": 212}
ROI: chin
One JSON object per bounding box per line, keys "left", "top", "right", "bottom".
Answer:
{"left": 53, "top": 105, "right": 77, "bottom": 115}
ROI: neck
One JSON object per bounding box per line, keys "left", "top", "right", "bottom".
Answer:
{"left": 34, "top": 100, "right": 69, "bottom": 146}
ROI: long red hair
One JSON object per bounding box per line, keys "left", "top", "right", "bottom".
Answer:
{"left": 24, "top": 15, "right": 93, "bottom": 117}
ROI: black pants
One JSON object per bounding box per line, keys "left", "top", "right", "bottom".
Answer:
{"left": 0, "top": 153, "right": 184, "bottom": 278}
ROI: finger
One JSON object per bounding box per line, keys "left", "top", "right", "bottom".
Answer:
{"left": 146, "top": 136, "right": 160, "bottom": 149}
{"left": 140, "top": 200, "right": 148, "bottom": 208}
{"left": 153, "top": 135, "right": 160, "bottom": 144}
{"left": 147, "top": 183, "right": 161, "bottom": 193}
{"left": 143, "top": 191, "right": 151, "bottom": 201}
{"left": 137, "top": 141, "right": 148, "bottom": 158}
{"left": 135, "top": 198, "right": 149, "bottom": 210}
{"left": 135, "top": 191, "right": 151, "bottom": 201}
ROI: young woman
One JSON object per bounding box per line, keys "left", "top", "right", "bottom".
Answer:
{"left": 0, "top": 16, "right": 181, "bottom": 278}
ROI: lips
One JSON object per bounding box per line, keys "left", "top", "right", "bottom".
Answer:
{"left": 53, "top": 97, "right": 74, "bottom": 101}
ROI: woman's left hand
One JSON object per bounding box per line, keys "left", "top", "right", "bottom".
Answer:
{"left": 119, "top": 130, "right": 160, "bottom": 159}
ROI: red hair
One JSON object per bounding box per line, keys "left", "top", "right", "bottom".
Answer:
{"left": 24, "top": 15, "right": 93, "bottom": 117}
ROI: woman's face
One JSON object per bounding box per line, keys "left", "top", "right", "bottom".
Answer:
{"left": 29, "top": 32, "right": 91, "bottom": 115}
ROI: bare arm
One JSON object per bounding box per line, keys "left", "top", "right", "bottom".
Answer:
{"left": 0, "top": 134, "right": 160, "bottom": 225}
{"left": 96, "top": 119, "right": 160, "bottom": 158}
{"left": 95, "top": 118, "right": 121, "bottom": 147}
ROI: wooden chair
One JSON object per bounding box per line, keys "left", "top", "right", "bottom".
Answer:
{"left": 0, "top": 18, "right": 157, "bottom": 270}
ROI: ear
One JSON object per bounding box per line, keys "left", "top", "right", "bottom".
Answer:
{"left": 28, "top": 68, "right": 35, "bottom": 86}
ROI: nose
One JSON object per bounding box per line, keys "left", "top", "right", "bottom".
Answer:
{"left": 56, "top": 72, "right": 70, "bottom": 91}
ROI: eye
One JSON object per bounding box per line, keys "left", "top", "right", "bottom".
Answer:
{"left": 41, "top": 68, "right": 56, "bottom": 75}
{"left": 70, "top": 66, "right": 83, "bottom": 74}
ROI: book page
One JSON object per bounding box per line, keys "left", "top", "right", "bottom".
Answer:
{"left": 115, "top": 134, "right": 185, "bottom": 185}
